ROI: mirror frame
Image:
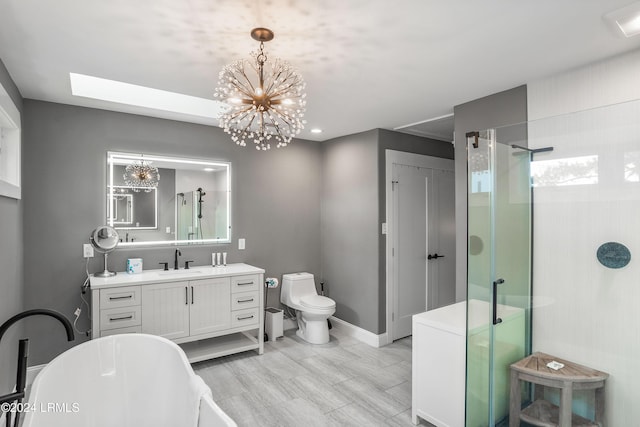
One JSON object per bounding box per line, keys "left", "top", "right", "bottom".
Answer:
{"left": 107, "top": 151, "right": 232, "bottom": 247}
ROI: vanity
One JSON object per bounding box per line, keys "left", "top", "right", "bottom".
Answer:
{"left": 90, "top": 263, "right": 265, "bottom": 362}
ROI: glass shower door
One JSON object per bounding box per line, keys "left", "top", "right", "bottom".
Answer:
{"left": 466, "top": 129, "right": 532, "bottom": 426}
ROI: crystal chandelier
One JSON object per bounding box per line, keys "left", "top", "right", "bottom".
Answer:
{"left": 123, "top": 160, "right": 160, "bottom": 192}
{"left": 215, "top": 28, "right": 306, "bottom": 150}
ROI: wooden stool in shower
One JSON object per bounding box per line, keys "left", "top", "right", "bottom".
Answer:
{"left": 509, "top": 352, "right": 608, "bottom": 427}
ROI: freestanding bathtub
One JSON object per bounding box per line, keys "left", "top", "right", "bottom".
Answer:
{"left": 22, "top": 334, "right": 236, "bottom": 427}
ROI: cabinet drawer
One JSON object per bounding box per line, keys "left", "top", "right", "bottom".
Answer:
{"left": 100, "top": 286, "right": 141, "bottom": 309}
{"left": 100, "top": 306, "right": 141, "bottom": 331}
{"left": 231, "top": 307, "right": 259, "bottom": 328}
{"left": 231, "top": 275, "right": 260, "bottom": 293}
{"left": 99, "top": 325, "right": 141, "bottom": 337}
{"left": 231, "top": 291, "right": 259, "bottom": 310}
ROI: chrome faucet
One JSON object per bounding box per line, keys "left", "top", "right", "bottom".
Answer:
{"left": 0, "top": 309, "right": 75, "bottom": 427}
{"left": 174, "top": 248, "right": 182, "bottom": 270}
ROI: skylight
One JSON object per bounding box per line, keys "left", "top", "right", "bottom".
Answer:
{"left": 69, "top": 73, "right": 225, "bottom": 119}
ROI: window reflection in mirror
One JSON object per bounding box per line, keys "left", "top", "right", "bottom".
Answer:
{"left": 107, "top": 152, "right": 231, "bottom": 246}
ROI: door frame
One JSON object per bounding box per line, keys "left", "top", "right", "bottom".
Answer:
{"left": 385, "top": 150, "right": 454, "bottom": 342}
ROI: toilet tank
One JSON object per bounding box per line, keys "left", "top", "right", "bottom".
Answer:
{"left": 281, "top": 272, "right": 317, "bottom": 306}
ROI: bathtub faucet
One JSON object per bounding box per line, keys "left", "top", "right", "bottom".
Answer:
{"left": 0, "top": 309, "right": 74, "bottom": 427}
{"left": 0, "top": 309, "right": 75, "bottom": 344}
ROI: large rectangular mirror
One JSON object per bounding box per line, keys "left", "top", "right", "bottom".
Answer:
{"left": 107, "top": 152, "right": 231, "bottom": 246}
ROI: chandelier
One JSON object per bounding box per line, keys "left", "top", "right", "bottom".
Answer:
{"left": 214, "top": 28, "right": 306, "bottom": 150}
{"left": 123, "top": 160, "right": 160, "bottom": 192}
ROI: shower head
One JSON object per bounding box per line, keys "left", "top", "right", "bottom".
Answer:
{"left": 196, "top": 188, "right": 205, "bottom": 219}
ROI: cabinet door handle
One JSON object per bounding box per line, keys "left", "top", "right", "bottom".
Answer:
{"left": 191, "top": 286, "right": 194, "bottom": 304}
{"left": 237, "top": 315, "right": 254, "bottom": 321}
{"left": 185, "top": 287, "right": 188, "bottom": 305}
{"left": 237, "top": 298, "right": 254, "bottom": 303}
{"left": 237, "top": 282, "right": 254, "bottom": 286}
{"left": 109, "top": 315, "right": 133, "bottom": 322}
{"left": 109, "top": 295, "right": 133, "bottom": 300}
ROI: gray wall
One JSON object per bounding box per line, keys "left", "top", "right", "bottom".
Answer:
{"left": 321, "top": 129, "right": 454, "bottom": 335}
{"left": 22, "top": 100, "right": 322, "bottom": 364}
{"left": 321, "top": 130, "right": 379, "bottom": 333}
{"left": 0, "top": 59, "right": 23, "bottom": 395}
{"left": 453, "top": 85, "right": 528, "bottom": 302}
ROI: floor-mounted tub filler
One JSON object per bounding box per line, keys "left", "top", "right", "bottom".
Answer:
{"left": 22, "top": 334, "right": 236, "bottom": 427}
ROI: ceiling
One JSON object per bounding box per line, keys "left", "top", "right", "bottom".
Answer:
{"left": 1, "top": 0, "right": 640, "bottom": 142}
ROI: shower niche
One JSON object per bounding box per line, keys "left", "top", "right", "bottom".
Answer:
{"left": 107, "top": 152, "right": 231, "bottom": 246}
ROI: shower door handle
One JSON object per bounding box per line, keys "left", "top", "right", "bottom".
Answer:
{"left": 427, "top": 253, "right": 444, "bottom": 260}
{"left": 493, "top": 278, "right": 504, "bottom": 325}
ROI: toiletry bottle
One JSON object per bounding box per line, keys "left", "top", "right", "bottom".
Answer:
{"left": 223, "top": 252, "right": 227, "bottom": 266}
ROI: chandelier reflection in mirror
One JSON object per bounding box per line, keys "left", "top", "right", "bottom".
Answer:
{"left": 215, "top": 27, "right": 306, "bottom": 150}
{"left": 123, "top": 160, "right": 160, "bottom": 192}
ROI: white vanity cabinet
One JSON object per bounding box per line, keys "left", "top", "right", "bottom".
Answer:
{"left": 188, "top": 277, "right": 232, "bottom": 336}
{"left": 140, "top": 281, "right": 191, "bottom": 340}
{"left": 90, "top": 264, "right": 264, "bottom": 362}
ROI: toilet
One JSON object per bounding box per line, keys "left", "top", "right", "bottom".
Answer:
{"left": 281, "top": 272, "right": 336, "bottom": 344}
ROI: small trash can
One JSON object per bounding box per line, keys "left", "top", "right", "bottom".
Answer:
{"left": 265, "top": 307, "right": 283, "bottom": 341}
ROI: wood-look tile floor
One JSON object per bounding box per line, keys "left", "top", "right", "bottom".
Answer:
{"left": 193, "top": 328, "right": 435, "bottom": 427}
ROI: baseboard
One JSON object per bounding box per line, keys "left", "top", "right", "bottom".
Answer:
{"left": 330, "top": 316, "right": 389, "bottom": 347}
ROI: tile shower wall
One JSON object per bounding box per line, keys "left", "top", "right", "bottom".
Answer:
{"left": 528, "top": 49, "right": 640, "bottom": 425}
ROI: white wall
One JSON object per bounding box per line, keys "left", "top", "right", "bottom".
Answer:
{"left": 527, "top": 49, "right": 640, "bottom": 425}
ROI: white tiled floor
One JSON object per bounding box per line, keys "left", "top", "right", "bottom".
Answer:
{"left": 193, "top": 328, "right": 435, "bottom": 427}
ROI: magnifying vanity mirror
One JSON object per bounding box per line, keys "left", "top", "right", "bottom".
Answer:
{"left": 90, "top": 225, "right": 119, "bottom": 277}
{"left": 107, "top": 152, "right": 231, "bottom": 246}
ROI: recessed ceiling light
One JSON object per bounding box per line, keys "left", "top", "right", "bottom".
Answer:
{"left": 69, "top": 73, "right": 226, "bottom": 118}
{"left": 604, "top": 2, "right": 640, "bottom": 38}
{"left": 310, "top": 128, "right": 323, "bottom": 134}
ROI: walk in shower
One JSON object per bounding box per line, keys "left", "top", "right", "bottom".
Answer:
{"left": 176, "top": 187, "right": 228, "bottom": 241}
{"left": 465, "top": 99, "right": 640, "bottom": 426}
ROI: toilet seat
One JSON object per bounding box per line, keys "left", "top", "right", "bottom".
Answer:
{"left": 300, "top": 295, "right": 335, "bottom": 310}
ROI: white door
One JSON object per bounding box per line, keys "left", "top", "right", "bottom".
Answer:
{"left": 141, "top": 281, "right": 190, "bottom": 340}
{"left": 429, "top": 169, "right": 456, "bottom": 307}
{"left": 388, "top": 152, "right": 455, "bottom": 340}
{"left": 392, "top": 164, "right": 429, "bottom": 339}
{"left": 190, "top": 277, "right": 231, "bottom": 336}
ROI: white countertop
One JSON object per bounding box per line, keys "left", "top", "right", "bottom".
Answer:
{"left": 90, "top": 263, "right": 265, "bottom": 289}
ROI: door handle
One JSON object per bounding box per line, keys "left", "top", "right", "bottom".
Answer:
{"left": 427, "top": 253, "right": 445, "bottom": 260}
{"left": 493, "top": 278, "right": 504, "bottom": 325}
